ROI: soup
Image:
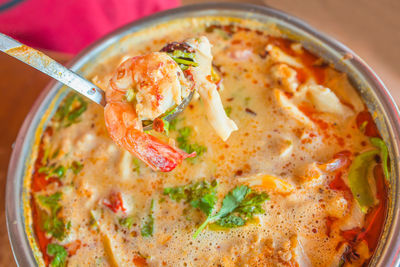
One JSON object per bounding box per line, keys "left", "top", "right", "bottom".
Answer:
{"left": 27, "top": 17, "right": 389, "bottom": 266}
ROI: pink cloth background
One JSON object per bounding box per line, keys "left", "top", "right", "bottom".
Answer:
{"left": 0, "top": 0, "right": 180, "bottom": 54}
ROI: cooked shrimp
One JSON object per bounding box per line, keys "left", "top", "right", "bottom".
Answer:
{"left": 104, "top": 52, "right": 195, "bottom": 172}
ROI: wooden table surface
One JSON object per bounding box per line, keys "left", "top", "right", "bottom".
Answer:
{"left": 1, "top": 0, "right": 398, "bottom": 265}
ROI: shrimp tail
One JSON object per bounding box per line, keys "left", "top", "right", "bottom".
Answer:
{"left": 124, "top": 130, "right": 196, "bottom": 172}
{"left": 105, "top": 102, "right": 194, "bottom": 172}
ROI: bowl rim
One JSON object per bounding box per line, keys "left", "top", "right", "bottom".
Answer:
{"left": 6, "top": 2, "right": 400, "bottom": 266}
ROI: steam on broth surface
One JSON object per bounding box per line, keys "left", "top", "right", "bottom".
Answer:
{"left": 27, "top": 17, "right": 388, "bottom": 267}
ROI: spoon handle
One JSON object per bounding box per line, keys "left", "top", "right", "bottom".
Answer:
{"left": 0, "top": 33, "right": 105, "bottom": 106}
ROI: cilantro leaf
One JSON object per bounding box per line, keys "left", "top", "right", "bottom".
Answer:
{"left": 37, "top": 192, "right": 62, "bottom": 214}
{"left": 214, "top": 214, "right": 245, "bottom": 228}
{"left": 36, "top": 192, "right": 67, "bottom": 240}
{"left": 42, "top": 214, "right": 67, "bottom": 240}
{"left": 164, "top": 180, "right": 218, "bottom": 216}
{"left": 193, "top": 185, "right": 268, "bottom": 238}
{"left": 176, "top": 126, "right": 207, "bottom": 161}
{"left": 141, "top": 200, "right": 154, "bottom": 237}
{"left": 235, "top": 191, "right": 269, "bottom": 220}
{"left": 38, "top": 164, "right": 66, "bottom": 179}
{"left": 47, "top": 243, "right": 67, "bottom": 267}
{"left": 216, "top": 185, "right": 250, "bottom": 218}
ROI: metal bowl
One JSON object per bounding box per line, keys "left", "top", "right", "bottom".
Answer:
{"left": 6, "top": 3, "right": 400, "bottom": 266}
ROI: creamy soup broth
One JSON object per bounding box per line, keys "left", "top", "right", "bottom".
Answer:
{"left": 27, "top": 17, "right": 388, "bottom": 267}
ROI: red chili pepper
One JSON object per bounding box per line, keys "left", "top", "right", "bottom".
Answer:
{"left": 103, "top": 192, "right": 126, "bottom": 213}
{"left": 356, "top": 111, "right": 379, "bottom": 137}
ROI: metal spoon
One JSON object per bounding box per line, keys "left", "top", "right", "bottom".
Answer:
{"left": 0, "top": 33, "right": 193, "bottom": 130}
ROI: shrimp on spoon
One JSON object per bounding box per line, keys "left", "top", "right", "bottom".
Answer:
{"left": 0, "top": 33, "right": 236, "bottom": 172}
{"left": 104, "top": 52, "right": 196, "bottom": 172}
{"left": 104, "top": 37, "right": 238, "bottom": 172}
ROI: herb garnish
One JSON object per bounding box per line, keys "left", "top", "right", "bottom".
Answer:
{"left": 164, "top": 182, "right": 269, "bottom": 238}
{"left": 70, "top": 161, "right": 84, "bottom": 175}
{"left": 167, "top": 50, "right": 198, "bottom": 71}
{"left": 176, "top": 127, "right": 207, "bottom": 161}
{"left": 119, "top": 217, "right": 134, "bottom": 230}
{"left": 38, "top": 165, "right": 66, "bottom": 179}
{"left": 193, "top": 185, "right": 268, "bottom": 238}
{"left": 37, "top": 192, "right": 68, "bottom": 240}
{"left": 141, "top": 199, "right": 154, "bottom": 237}
{"left": 39, "top": 161, "right": 84, "bottom": 179}
{"left": 47, "top": 243, "right": 68, "bottom": 267}
{"left": 55, "top": 93, "right": 88, "bottom": 128}
{"left": 164, "top": 180, "right": 218, "bottom": 216}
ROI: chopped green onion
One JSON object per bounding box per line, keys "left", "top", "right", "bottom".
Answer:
{"left": 173, "top": 57, "right": 199, "bottom": 67}
{"left": 141, "top": 200, "right": 154, "bottom": 237}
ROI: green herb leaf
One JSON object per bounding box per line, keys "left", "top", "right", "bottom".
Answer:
{"left": 47, "top": 243, "right": 67, "bottom": 267}
{"left": 119, "top": 217, "right": 134, "bottom": 230}
{"left": 37, "top": 192, "right": 62, "bottom": 214}
{"left": 194, "top": 185, "right": 249, "bottom": 238}
{"left": 38, "top": 164, "right": 66, "bottom": 179}
{"left": 235, "top": 191, "right": 269, "bottom": 220}
{"left": 37, "top": 192, "right": 67, "bottom": 240}
{"left": 70, "top": 161, "right": 84, "bottom": 175}
{"left": 370, "top": 137, "right": 390, "bottom": 180}
{"left": 214, "top": 214, "right": 245, "bottom": 228}
{"left": 53, "top": 166, "right": 66, "bottom": 178}
{"left": 176, "top": 126, "right": 207, "bottom": 161}
{"left": 193, "top": 185, "right": 268, "bottom": 238}
{"left": 178, "top": 127, "right": 191, "bottom": 138}
{"left": 141, "top": 200, "right": 154, "bottom": 237}
{"left": 215, "top": 185, "right": 250, "bottom": 218}
{"left": 42, "top": 213, "right": 67, "bottom": 240}
{"left": 164, "top": 180, "right": 218, "bottom": 216}
{"left": 55, "top": 93, "right": 88, "bottom": 128}
{"left": 348, "top": 150, "right": 379, "bottom": 213}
